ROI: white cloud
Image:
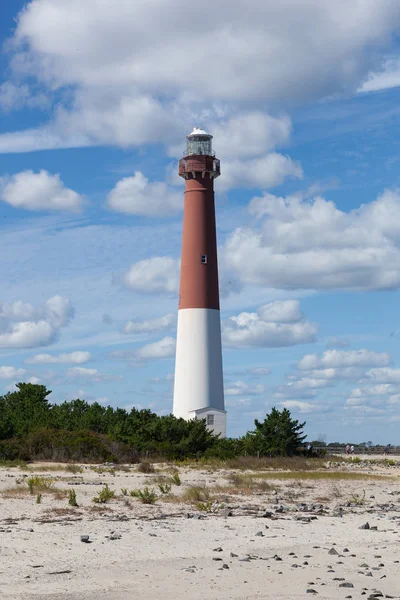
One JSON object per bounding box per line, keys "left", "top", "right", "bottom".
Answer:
{"left": 358, "top": 57, "right": 400, "bottom": 93}
{"left": 67, "top": 367, "right": 99, "bottom": 377}
{"left": 222, "top": 300, "right": 318, "bottom": 348}
{"left": 211, "top": 113, "right": 292, "bottom": 160}
{"left": 0, "top": 82, "right": 49, "bottom": 112}
{"left": 1, "top": 1, "right": 400, "bottom": 152}
{"left": 364, "top": 367, "right": 400, "bottom": 384}
{"left": 0, "top": 366, "right": 26, "bottom": 380}
{"left": 0, "top": 170, "right": 83, "bottom": 211}
{"left": 224, "top": 190, "right": 400, "bottom": 291}
{"left": 298, "top": 349, "right": 391, "bottom": 370}
{"left": 258, "top": 300, "right": 303, "bottom": 323}
{"left": 25, "top": 351, "right": 91, "bottom": 365}
{"left": 121, "top": 257, "right": 180, "bottom": 294}
{"left": 0, "top": 295, "right": 73, "bottom": 349}
{"left": 225, "top": 380, "right": 265, "bottom": 396}
{"left": 65, "top": 367, "right": 120, "bottom": 382}
{"left": 135, "top": 336, "right": 176, "bottom": 359}
{"left": 107, "top": 172, "right": 181, "bottom": 217}
{"left": 123, "top": 313, "right": 175, "bottom": 334}
{"left": 279, "top": 400, "right": 319, "bottom": 414}
{"left": 219, "top": 153, "right": 303, "bottom": 191}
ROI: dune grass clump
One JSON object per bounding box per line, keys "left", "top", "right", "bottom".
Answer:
{"left": 27, "top": 476, "right": 55, "bottom": 495}
{"left": 183, "top": 485, "right": 210, "bottom": 503}
{"left": 65, "top": 464, "right": 83, "bottom": 474}
{"left": 92, "top": 484, "right": 115, "bottom": 504}
{"left": 130, "top": 486, "right": 157, "bottom": 504}
{"left": 68, "top": 489, "right": 78, "bottom": 507}
{"left": 137, "top": 462, "right": 155, "bottom": 474}
{"left": 0, "top": 459, "right": 27, "bottom": 469}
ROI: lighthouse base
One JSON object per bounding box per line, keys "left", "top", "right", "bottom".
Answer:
{"left": 188, "top": 407, "right": 227, "bottom": 438}
{"left": 173, "top": 308, "right": 225, "bottom": 436}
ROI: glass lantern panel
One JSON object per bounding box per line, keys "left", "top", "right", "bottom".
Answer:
{"left": 187, "top": 136, "right": 212, "bottom": 156}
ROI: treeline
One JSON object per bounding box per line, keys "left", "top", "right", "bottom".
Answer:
{"left": 0, "top": 383, "right": 308, "bottom": 462}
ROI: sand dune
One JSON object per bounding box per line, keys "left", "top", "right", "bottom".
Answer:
{"left": 0, "top": 458, "right": 399, "bottom": 599}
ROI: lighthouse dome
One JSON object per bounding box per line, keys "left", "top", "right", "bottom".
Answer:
{"left": 186, "top": 127, "right": 213, "bottom": 156}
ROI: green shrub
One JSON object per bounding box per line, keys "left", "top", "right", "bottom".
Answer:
{"left": 36, "top": 493, "right": 42, "bottom": 504}
{"left": 158, "top": 482, "right": 172, "bottom": 494}
{"left": 120, "top": 488, "right": 128, "bottom": 496}
{"left": 92, "top": 484, "right": 115, "bottom": 504}
{"left": 27, "top": 476, "right": 54, "bottom": 495}
{"left": 137, "top": 462, "right": 155, "bottom": 474}
{"left": 68, "top": 489, "right": 78, "bottom": 507}
{"left": 171, "top": 472, "right": 181, "bottom": 486}
{"left": 130, "top": 486, "right": 157, "bottom": 504}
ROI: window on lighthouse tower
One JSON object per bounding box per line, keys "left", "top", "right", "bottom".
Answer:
{"left": 201, "top": 254, "right": 207, "bottom": 264}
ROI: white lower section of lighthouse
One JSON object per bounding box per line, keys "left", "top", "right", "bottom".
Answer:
{"left": 173, "top": 308, "right": 226, "bottom": 437}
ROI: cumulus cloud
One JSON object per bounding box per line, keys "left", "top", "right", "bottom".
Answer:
{"left": 363, "top": 367, "right": 400, "bottom": 383}
{"left": 0, "top": 366, "right": 26, "bottom": 379}
{"left": 358, "top": 57, "right": 400, "bottom": 93}
{"left": 66, "top": 367, "right": 120, "bottom": 382}
{"left": 0, "top": 170, "right": 83, "bottom": 211}
{"left": 298, "top": 349, "right": 391, "bottom": 370}
{"left": 225, "top": 380, "right": 265, "bottom": 396}
{"left": 0, "top": 82, "right": 49, "bottom": 112}
{"left": 25, "top": 351, "right": 91, "bottom": 365}
{"left": 107, "top": 172, "right": 181, "bottom": 217}
{"left": 219, "top": 153, "right": 303, "bottom": 191}
{"left": 279, "top": 400, "right": 320, "bottom": 414}
{"left": 122, "top": 313, "right": 175, "bottom": 334}
{"left": 1, "top": 1, "right": 399, "bottom": 152}
{"left": 135, "top": 336, "right": 176, "bottom": 360}
{"left": 0, "top": 295, "right": 73, "bottom": 349}
{"left": 121, "top": 257, "right": 180, "bottom": 294}
{"left": 222, "top": 300, "right": 318, "bottom": 348}
{"left": 224, "top": 189, "right": 400, "bottom": 291}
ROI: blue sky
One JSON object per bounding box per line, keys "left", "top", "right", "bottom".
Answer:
{"left": 1, "top": 1, "right": 400, "bottom": 443}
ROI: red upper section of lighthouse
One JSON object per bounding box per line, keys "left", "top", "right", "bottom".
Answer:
{"left": 177, "top": 128, "right": 221, "bottom": 311}
{"left": 179, "top": 128, "right": 220, "bottom": 179}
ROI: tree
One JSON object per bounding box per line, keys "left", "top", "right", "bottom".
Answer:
{"left": 250, "top": 407, "right": 307, "bottom": 456}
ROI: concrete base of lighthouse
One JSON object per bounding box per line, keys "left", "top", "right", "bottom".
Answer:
{"left": 188, "top": 407, "right": 227, "bottom": 438}
{"left": 173, "top": 308, "right": 226, "bottom": 437}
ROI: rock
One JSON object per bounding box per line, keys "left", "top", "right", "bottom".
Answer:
{"left": 230, "top": 552, "right": 238, "bottom": 558}
{"left": 339, "top": 583, "right": 354, "bottom": 588}
{"left": 273, "top": 555, "right": 282, "bottom": 561}
{"left": 238, "top": 556, "right": 251, "bottom": 562}
{"left": 213, "top": 547, "right": 223, "bottom": 552}
{"left": 212, "top": 557, "right": 223, "bottom": 561}
{"left": 306, "top": 590, "right": 318, "bottom": 594}
{"left": 328, "top": 548, "right": 339, "bottom": 555}
{"left": 261, "top": 511, "right": 273, "bottom": 518}
{"left": 359, "top": 522, "right": 370, "bottom": 530}
{"left": 255, "top": 531, "right": 264, "bottom": 537}
{"left": 343, "top": 548, "right": 349, "bottom": 552}
{"left": 80, "top": 535, "right": 90, "bottom": 543}
{"left": 222, "top": 564, "right": 229, "bottom": 569}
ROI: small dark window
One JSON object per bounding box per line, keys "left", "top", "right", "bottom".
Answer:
{"left": 207, "top": 414, "right": 214, "bottom": 426}
{"left": 201, "top": 254, "right": 207, "bottom": 264}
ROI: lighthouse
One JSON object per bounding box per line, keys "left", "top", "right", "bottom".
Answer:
{"left": 172, "top": 128, "right": 226, "bottom": 437}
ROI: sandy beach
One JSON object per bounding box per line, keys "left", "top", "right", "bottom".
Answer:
{"left": 0, "top": 457, "right": 399, "bottom": 600}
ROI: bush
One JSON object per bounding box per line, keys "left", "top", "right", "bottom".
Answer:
{"left": 171, "top": 472, "right": 181, "bottom": 486}
{"left": 137, "top": 462, "right": 155, "bottom": 474}
{"left": 93, "top": 484, "right": 115, "bottom": 504}
{"left": 68, "top": 489, "right": 78, "bottom": 507}
{"left": 27, "top": 476, "right": 54, "bottom": 495}
{"left": 130, "top": 487, "right": 157, "bottom": 504}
